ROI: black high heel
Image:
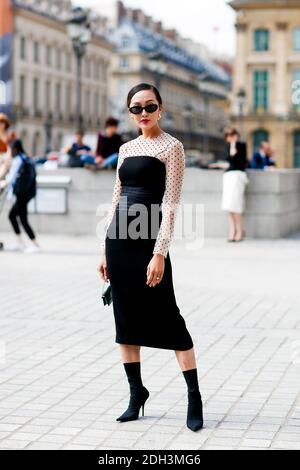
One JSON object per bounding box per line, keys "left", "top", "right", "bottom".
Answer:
{"left": 116, "top": 385, "right": 149, "bottom": 422}
{"left": 186, "top": 390, "right": 204, "bottom": 432}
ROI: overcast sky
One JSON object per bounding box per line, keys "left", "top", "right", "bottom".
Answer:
{"left": 75, "top": 0, "right": 236, "bottom": 57}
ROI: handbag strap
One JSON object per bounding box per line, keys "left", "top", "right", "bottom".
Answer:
{"left": 102, "top": 280, "right": 109, "bottom": 293}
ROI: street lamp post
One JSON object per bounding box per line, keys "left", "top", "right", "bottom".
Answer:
{"left": 147, "top": 52, "right": 167, "bottom": 90}
{"left": 203, "top": 93, "right": 210, "bottom": 156}
{"left": 66, "top": 7, "right": 91, "bottom": 133}
{"left": 183, "top": 103, "right": 193, "bottom": 149}
{"left": 44, "top": 113, "right": 53, "bottom": 155}
{"left": 237, "top": 87, "right": 246, "bottom": 140}
{"left": 198, "top": 73, "right": 211, "bottom": 157}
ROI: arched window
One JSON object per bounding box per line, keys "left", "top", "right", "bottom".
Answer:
{"left": 253, "top": 129, "right": 269, "bottom": 152}
{"left": 293, "top": 130, "right": 300, "bottom": 168}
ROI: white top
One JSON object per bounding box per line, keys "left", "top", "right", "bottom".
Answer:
{"left": 229, "top": 141, "right": 237, "bottom": 157}
{"left": 100, "top": 131, "right": 185, "bottom": 258}
{"left": 5, "top": 154, "right": 23, "bottom": 200}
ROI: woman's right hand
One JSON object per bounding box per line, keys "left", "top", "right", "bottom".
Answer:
{"left": 97, "top": 252, "right": 109, "bottom": 282}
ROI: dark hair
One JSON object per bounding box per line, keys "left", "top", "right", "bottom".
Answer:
{"left": 0, "top": 113, "right": 10, "bottom": 130}
{"left": 10, "top": 138, "right": 25, "bottom": 154}
{"left": 76, "top": 129, "right": 84, "bottom": 136}
{"left": 224, "top": 127, "right": 240, "bottom": 139}
{"left": 127, "top": 83, "right": 163, "bottom": 108}
{"left": 105, "top": 117, "right": 119, "bottom": 128}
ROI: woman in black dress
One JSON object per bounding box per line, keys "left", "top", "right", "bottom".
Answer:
{"left": 97, "top": 83, "right": 203, "bottom": 432}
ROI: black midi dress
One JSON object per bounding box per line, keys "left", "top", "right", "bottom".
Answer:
{"left": 100, "top": 131, "right": 193, "bottom": 351}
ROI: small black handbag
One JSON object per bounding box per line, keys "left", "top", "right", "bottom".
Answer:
{"left": 102, "top": 281, "right": 112, "bottom": 306}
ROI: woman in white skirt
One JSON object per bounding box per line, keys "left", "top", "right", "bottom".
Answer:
{"left": 222, "top": 129, "right": 248, "bottom": 241}
{"left": 210, "top": 128, "right": 248, "bottom": 241}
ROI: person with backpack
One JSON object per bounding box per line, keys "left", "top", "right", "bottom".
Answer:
{"left": 0, "top": 139, "right": 40, "bottom": 253}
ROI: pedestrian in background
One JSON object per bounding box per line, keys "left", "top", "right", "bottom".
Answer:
{"left": 0, "top": 114, "right": 17, "bottom": 250}
{"left": 251, "top": 141, "right": 276, "bottom": 170}
{"left": 222, "top": 128, "right": 249, "bottom": 241}
{"left": 0, "top": 139, "right": 41, "bottom": 253}
{"left": 210, "top": 128, "right": 249, "bottom": 241}
{"left": 61, "top": 130, "right": 93, "bottom": 168}
{"left": 0, "top": 113, "right": 16, "bottom": 180}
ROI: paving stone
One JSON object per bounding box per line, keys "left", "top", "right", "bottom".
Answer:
{"left": 1, "top": 233, "right": 300, "bottom": 450}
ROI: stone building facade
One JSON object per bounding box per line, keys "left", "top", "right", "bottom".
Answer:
{"left": 10, "top": 0, "right": 112, "bottom": 155}
{"left": 230, "top": 0, "right": 300, "bottom": 167}
{"left": 108, "top": 1, "right": 231, "bottom": 159}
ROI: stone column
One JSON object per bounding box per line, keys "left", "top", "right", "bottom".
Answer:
{"left": 232, "top": 22, "right": 248, "bottom": 116}
{"left": 274, "top": 22, "right": 288, "bottom": 116}
{"left": 274, "top": 22, "right": 289, "bottom": 167}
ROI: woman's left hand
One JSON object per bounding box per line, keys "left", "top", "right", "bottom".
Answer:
{"left": 146, "top": 254, "right": 165, "bottom": 287}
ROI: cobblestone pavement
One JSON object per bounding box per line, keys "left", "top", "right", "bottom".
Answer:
{"left": 0, "top": 232, "right": 300, "bottom": 450}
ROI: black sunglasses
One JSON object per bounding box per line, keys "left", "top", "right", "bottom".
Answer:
{"left": 128, "top": 103, "right": 159, "bottom": 115}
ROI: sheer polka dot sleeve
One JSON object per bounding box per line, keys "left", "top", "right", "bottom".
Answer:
{"left": 153, "top": 140, "right": 185, "bottom": 258}
{"left": 100, "top": 144, "right": 126, "bottom": 254}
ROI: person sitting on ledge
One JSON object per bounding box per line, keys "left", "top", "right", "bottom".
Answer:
{"left": 251, "top": 141, "right": 276, "bottom": 171}
{"left": 80, "top": 117, "right": 124, "bottom": 171}
{"left": 61, "top": 130, "right": 93, "bottom": 168}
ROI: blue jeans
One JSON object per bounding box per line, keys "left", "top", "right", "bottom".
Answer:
{"left": 80, "top": 153, "right": 119, "bottom": 169}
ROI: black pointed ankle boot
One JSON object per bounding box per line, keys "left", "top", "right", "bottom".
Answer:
{"left": 182, "top": 368, "right": 204, "bottom": 432}
{"left": 116, "top": 385, "right": 149, "bottom": 422}
{"left": 116, "top": 361, "right": 150, "bottom": 422}
{"left": 186, "top": 390, "right": 203, "bottom": 431}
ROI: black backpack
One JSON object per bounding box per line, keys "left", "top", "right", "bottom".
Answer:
{"left": 13, "top": 153, "right": 37, "bottom": 200}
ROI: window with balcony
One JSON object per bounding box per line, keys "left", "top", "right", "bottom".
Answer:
{"left": 33, "top": 78, "right": 39, "bottom": 114}
{"left": 55, "top": 83, "right": 61, "bottom": 114}
{"left": 293, "top": 130, "right": 300, "bottom": 167}
{"left": 56, "top": 49, "right": 61, "bottom": 69}
{"left": 120, "top": 56, "right": 129, "bottom": 69}
{"left": 19, "top": 75, "right": 25, "bottom": 108}
{"left": 253, "top": 70, "right": 269, "bottom": 111}
{"left": 46, "top": 45, "right": 52, "bottom": 66}
{"left": 45, "top": 81, "right": 51, "bottom": 113}
{"left": 254, "top": 29, "right": 269, "bottom": 51}
{"left": 33, "top": 41, "right": 39, "bottom": 63}
{"left": 121, "top": 36, "right": 132, "bottom": 48}
{"left": 66, "top": 85, "right": 71, "bottom": 115}
{"left": 293, "top": 27, "right": 300, "bottom": 51}
{"left": 20, "top": 37, "right": 26, "bottom": 60}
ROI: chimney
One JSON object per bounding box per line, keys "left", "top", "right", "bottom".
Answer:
{"left": 164, "top": 29, "right": 177, "bottom": 41}
{"left": 145, "top": 15, "right": 152, "bottom": 29}
{"left": 135, "top": 9, "right": 147, "bottom": 26}
{"left": 117, "top": 1, "right": 126, "bottom": 24}
{"left": 154, "top": 21, "right": 162, "bottom": 34}
{"left": 126, "top": 9, "right": 134, "bottom": 21}
{"left": 132, "top": 9, "right": 139, "bottom": 22}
